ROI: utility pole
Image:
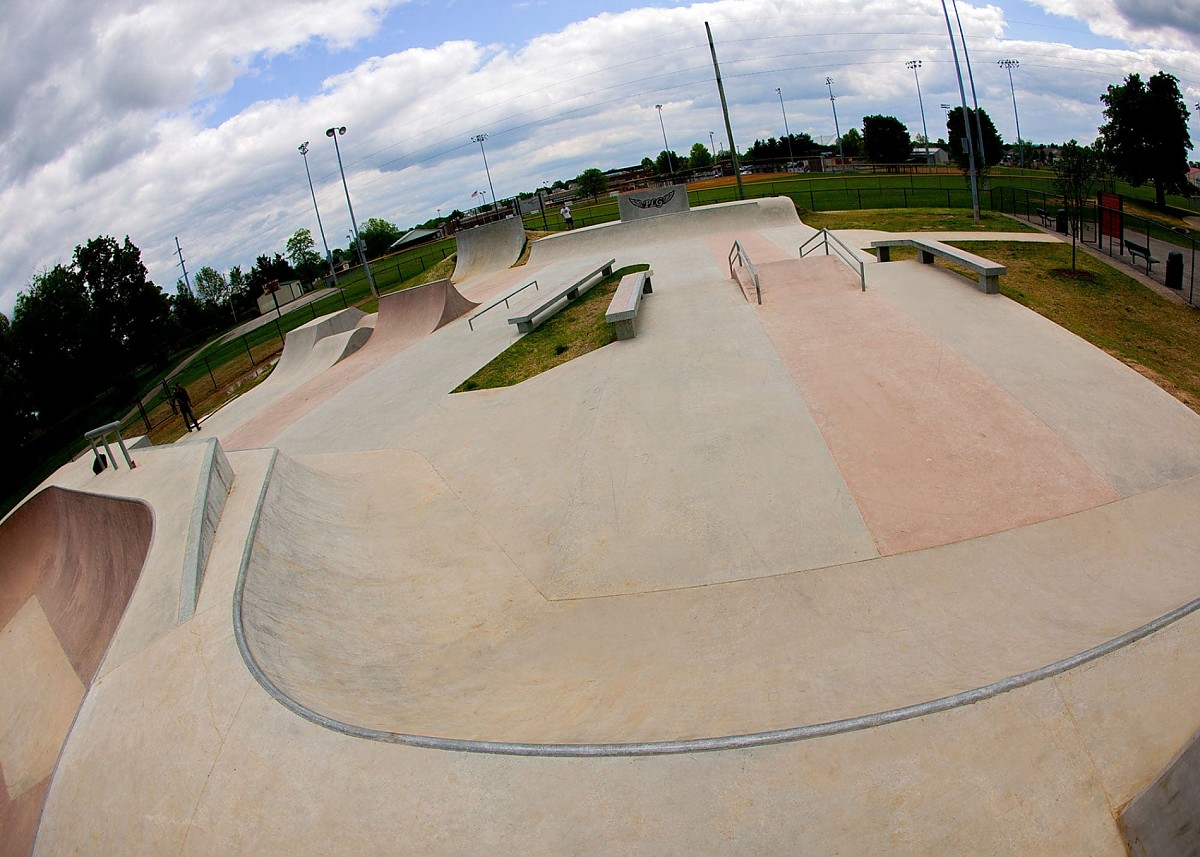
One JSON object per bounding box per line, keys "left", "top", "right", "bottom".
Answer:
{"left": 706, "top": 21, "right": 744, "bottom": 199}
{"left": 906, "top": 60, "right": 932, "bottom": 167}
{"left": 940, "top": 0, "right": 980, "bottom": 222}
{"left": 709, "top": 130, "right": 717, "bottom": 158}
{"left": 826, "top": 77, "right": 845, "bottom": 169}
{"left": 997, "top": 59, "right": 1024, "bottom": 169}
{"left": 775, "top": 87, "right": 793, "bottom": 163}
{"left": 174, "top": 237, "right": 191, "bottom": 294}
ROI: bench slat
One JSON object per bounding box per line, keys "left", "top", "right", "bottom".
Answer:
{"left": 507, "top": 258, "right": 615, "bottom": 332}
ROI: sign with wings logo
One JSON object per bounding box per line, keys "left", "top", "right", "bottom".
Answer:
{"left": 629, "top": 190, "right": 676, "bottom": 210}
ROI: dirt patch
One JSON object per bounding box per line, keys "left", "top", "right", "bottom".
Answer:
{"left": 1050, "top": 268, "right": 1099, "bottom": 282}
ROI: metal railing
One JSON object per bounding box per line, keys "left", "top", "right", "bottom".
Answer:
{"left": 467, "top": 279, "right": 539, "bottom": 330}
{"left": 799, "top": 229, "right": 867, "bottom": 292}
{"left": 727, "top": 241, "right": 761, "bottom": 304}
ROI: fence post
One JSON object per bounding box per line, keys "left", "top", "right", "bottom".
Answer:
{"left": 310, "top": 302, "right": 317, "bottom": 321}
{"left": 857, "top": 189, "right": 862, "bottom": 209}
{"left": 243, "top": 335, "right": 256, "bottom": 365}
{"left": 138, "top": 401, "right": 152, "bottom": 434}
{"left": 903, "top": 187, "right": 908, "bottom": 208}
{"left": 809, "top": 189, "right": 815, "bottom": 210}
{"left": 204, "top": 357, "right": 217, "bottom": 390}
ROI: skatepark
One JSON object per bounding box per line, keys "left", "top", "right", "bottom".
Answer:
{"left": 4, "top": 197, "right": 1200, "bottom": 853}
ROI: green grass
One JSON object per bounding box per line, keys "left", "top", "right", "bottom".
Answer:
{"left": 453, "top": 264, "right": 649, "bottom": 391}
{"left": 803, "top": 208, "right": 1036, "bottom": 233}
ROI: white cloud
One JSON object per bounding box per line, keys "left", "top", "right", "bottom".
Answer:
{"left": 2, "top": 0, "right": 1198, "bottom": 316}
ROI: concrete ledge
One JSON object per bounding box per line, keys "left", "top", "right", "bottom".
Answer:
{"left": 178, "top": 438, "right": 234, "bottom": 622}
{"left": 872, "top": 238, "right": 1006, "bottom": 294}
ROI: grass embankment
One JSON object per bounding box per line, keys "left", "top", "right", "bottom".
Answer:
{"left": 454, "top": 264, "right": 649, "bottom": 391}
{"left": 804, "top": 208, "right": 1036, "bottom": 233}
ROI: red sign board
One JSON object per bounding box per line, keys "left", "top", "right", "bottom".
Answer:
{"left": 1098, "top": 192, "right": 1122, "bottom": 240}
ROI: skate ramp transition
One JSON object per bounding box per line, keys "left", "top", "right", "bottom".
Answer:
{"left": 0, "top": 486, "right": 152, "bottom": 855}
{"left": 270, "top": 307, "right": 371, "bottom": 387}
{"left": 527, "top": 197, "right": 800, "bottom": 267}
{"left": 452, "top": 217, "right": 526, "bottom": 282}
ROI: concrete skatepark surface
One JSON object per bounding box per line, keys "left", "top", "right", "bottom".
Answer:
{"left": 6, "top": 197, "right": 1200, "bottom": 853}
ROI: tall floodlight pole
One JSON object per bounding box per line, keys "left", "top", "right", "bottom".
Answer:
{"left": 951, "top": 0, "right": 988, "bottom": 173}
{"left": 326, "top": 125, "right": 377, "bottom": 298}
{"left": 705, "top": 21, "right": 744, "bottom": 200}
{"left": 298, "top": 142, "right": 337, "bottom": 287}
{"left": 940, "top": 0, "right": 980, "bottom": 223}
{"left": 826, "top": 77, "right": 845, "bottom": 169}
{"left": 998, "top": 59, "right": 1024, "bottom": 169}
{"left": 906, "top": 60, "right": 932, "bottom": 167}
{"left": 471, "top": 133, "right": 497, "bottom": 216}
{"left": 709, "top": 130, "right": 717, "bottom": 157}
{"left": 775, "top": 87, "right": 794, "bottom": 162}
{"left": 654, "top": 105, "right": 675, "bottom": 176}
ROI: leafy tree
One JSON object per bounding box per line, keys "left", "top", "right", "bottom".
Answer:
{"left": 745, "top": 134, "right": 819, "bottom": 162}
{"left": 194, "top": 265, "right": 237, "bottom": 323}
{"left": 286, "top": 228, "right": 323, "bottom": 277}
{"left": 1053, "top": 141, "right": 1103, "bottom": 270}
{"left": 576, "top": 168, "right": 608, "bottom": 199}
{"left": 0, "top": 312, "right": 31, "bottom": 451}
{"left": 689, "top": 143, "right": 713, "bottom": 170}
{"left": 862, "top": 115, "right": 913, "bottom": 165}
{"left": 640, "top": 157, "right": 656, "bottom": 173}
{"left": 73, "top": 235, "right": 171, "bottom": 369}
{"left": 358, "top": 217, "right": 402, "bottom": 259}
{"left": 840, "top": 128, "right": 863, "bottom": 157}
{"left": 246, "top": 253, "right": 295, "bottom": 292}
{"left": 1099, "top": 71, "right": 1194, "bottom": 209}
{"left": 946, "top": 107, "right": 1005, "bottom": 169}
{"left": 655, "top": 149, "right": 683, "bottom": 176}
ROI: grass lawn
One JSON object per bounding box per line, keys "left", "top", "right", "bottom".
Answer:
{"left": 454, "top": 264, "right": 649, "bottom": 391}
{"left": 804, "top": 208, "right": 1037, "bottom": 233}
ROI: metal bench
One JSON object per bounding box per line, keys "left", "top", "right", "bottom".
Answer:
{"left": 871, "top": 238, "right": 1006, "bottom": 294}
{"left": 605, "top": 270, "right": 653, "bottom": 340}
{"left": 507, "top": 258, "right": 615, "bottom": 334}
{"left": 1036, "top": 208, "right": 1051, "bottom": 227}
{"left": 1124, "top": 240, "right": 1160, "bottom": 274}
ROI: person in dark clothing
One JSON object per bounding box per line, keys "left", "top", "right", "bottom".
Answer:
{"left": 174, "top": 383, "right": 201, "bottom": 432}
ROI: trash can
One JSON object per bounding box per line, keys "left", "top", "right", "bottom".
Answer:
{"left": 1056, "top": 208, "right": 1068, "bottom": 234}
{"left": 1166, "top": 251, "right": 1183, "bottom": 290}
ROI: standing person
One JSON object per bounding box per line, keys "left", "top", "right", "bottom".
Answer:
{"left": 174, "top": 383, "right": 201, "bottom": 432}
{"left": 560, "top": 202, "right": 574, "bottom": 230}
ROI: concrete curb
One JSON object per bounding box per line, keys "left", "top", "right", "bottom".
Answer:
{"left": 178, "top": 439, "right": 234, "bottom": 622}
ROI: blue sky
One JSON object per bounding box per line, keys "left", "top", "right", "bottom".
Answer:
{"left": 0, "top": 0, "right": 1197, "bottom": 314}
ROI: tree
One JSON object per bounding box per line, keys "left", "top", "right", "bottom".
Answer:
{"left": 246, "top": 253, "right": 295, "bottom": 292}
{"left": 654, "top": 149, "right": 683, "bottom": 176}
{"left": 1099, "top": 71, "right": 1194, "bottom": 209}
{"left": 286, "top": 229, "right": 323, "bottom": 277}
{"left": 640, "top": 157, "right": 656, "bottom": 173}
{"left": 689, "top": 143, "right": 713, "bottom": 170}
{"left": 357, "top": 217, "right": 402, "bottom": 259}
{"left": 840, "top": 128, "right": 863, "bottom": 157}
{"left": 194, "top": 266, "right": 236, "bottom": 323}
{"left": 862, "top": 115, "right": 913, "bottom": 165}
{"left": 946, "top": 107, "right": 1005, "bottom": 169}
{"left": 576, "top": 168, "right": 608, "bottom": 199}
{"left": 1053, "top": 141, "right": 1103, "bottom": 270}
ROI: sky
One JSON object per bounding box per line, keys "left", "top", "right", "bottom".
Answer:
{"left": 1, "top": 0, "right": 1197, "bottom": 315}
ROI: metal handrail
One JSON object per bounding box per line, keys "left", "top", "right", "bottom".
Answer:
{"left": 799, "top": 229, "right": 866, "bottom": 292}
{"left": 727, "top": 240, "right": 761, "bottom": 304}
{"left": 467, "top": 279, "right": 539, "bottom": 330}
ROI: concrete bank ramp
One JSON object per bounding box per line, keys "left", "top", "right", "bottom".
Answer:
{"left": 452, "top": 217, "right": 526, "bottom": 282}
{"left": 0, "top": 486, "right": 153, "bottom": 855}
{"left": 528, "top": 197, "right": 801, "bottom": 267}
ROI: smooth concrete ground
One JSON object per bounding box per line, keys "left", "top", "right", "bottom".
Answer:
{"left": 9, "top": 198, "right": 1200, "bottom": 853}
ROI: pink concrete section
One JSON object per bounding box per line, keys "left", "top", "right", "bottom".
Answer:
{"left": 757, "top": 256, "right": 1121, "bottom": 555}
{"left": 224, "top": 278, "right": 478, "bottom": 449}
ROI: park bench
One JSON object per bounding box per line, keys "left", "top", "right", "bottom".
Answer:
{"left": 1124, "top": 239, "right": 1160, "bottom": 274}
{"left": 871, "top": 238, "right": 1006, "bottom": 294}
{"left": 508, "top": 258, "right": 615, "bottom": 334}
{"left": 1036, "top": 208, "right": 1051, "bottom": 227}
{"left": 605, "top": 269, "right": 653, "bottom": 340}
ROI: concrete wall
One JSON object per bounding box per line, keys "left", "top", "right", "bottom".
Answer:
{"left": 617, "top": 184, "right": 690, "bottom": 222}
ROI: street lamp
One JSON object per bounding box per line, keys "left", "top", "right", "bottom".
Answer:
{"left": 325, "top": 125, "right": 377, "bottom": 297}
{"left": 825, "top": 77, "right": 845, "bottom": 168}
{"left": 709, "top": 130, "right": 716, "bottom": 158}
{"left": 905, "top": 60, "right": 932, "bottom": 167}
{"left": 655, "top": 104, "right": 675, "bottom": 176}
{"left": 775, "top": 87, "right": 793, "bottom": 163}
{"left": 998, "top": 59, "right": 1024, "bottom": 169}
{"left": 471, "top": 133, "right": 498, "bottom": 218}
{"left": 939, "top": 0, "right": 980, "bottom": 223}
{"left": 298, "top": 142, "right": 338, "bottom": 288}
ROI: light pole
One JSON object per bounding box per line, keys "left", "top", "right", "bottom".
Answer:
{"left": 655, "top": 104, "right": 674, "bottom": 177}
{"left": 906, "top": 60, "right": 932, "bottom": 167}
{"left": 471, "top": 133, "right": 497, "bottom": 218}
{"left": 939, "top": 0, "right": 980, "bottom": 223}
{"left": 951, "top": 0, "right": 987, "bottom": 174}
{"left": 298, "top": 141, "right": 337, "bottom": 287}
{"left": 826, "top": 77, "right": 845, "bottom": 169}
{"left": 998, "top": 59, "right": 1024, "bottom": 169}
{"left": 709, "top": 130, "right": 716, "bottom": 158}
{"left": 775, "top": 87, "right": 793, "bottom": 163}
{"left": 325, "top": 125, "right": 377, "bottom": 297}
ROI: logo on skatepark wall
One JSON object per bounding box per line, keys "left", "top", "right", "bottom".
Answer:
{"left": 629, "top": 190, "right": 676, "bottom": 210}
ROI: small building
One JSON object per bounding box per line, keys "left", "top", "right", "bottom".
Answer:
{"left": 910, "top": 146, "right": 951, "bottom": 165}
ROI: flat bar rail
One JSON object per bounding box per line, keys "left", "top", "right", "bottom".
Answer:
{"left": 468, "top": 279, "right": 538, "bottom": 331}
{"left": 727, "top": 240, "right": 761, "bottom": 304}
{"left": 799, "top": 229, "right": 866, "bottom": 292}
